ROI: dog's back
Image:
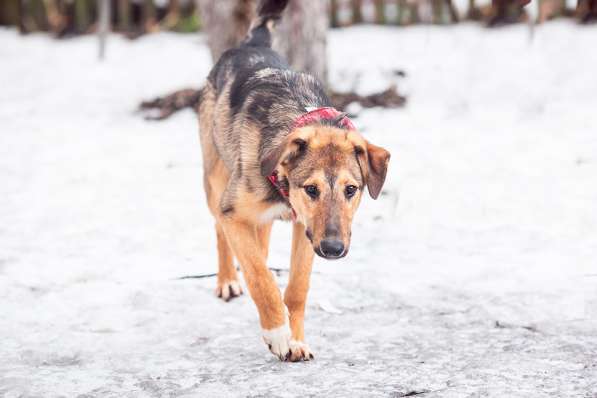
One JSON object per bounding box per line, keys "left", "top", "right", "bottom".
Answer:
{"left": 203, "top": 0, "right": 331, "bottom": 177}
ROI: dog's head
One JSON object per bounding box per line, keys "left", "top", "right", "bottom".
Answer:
{"left": 261, "top": 125, "right": 390, "bottom": 259}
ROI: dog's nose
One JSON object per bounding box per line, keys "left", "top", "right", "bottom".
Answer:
{"left": 319, "top": 239, "right": 345, "bottom": 258}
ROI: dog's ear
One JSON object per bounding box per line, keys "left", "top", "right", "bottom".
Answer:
{"left": 260, "top": 136, "right": 308, "bottom": 177}
{"left": 355, "top": 141, "right": 390, "bottom": 199}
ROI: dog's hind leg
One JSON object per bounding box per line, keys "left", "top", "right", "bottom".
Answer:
{"left": 215, "top": 222, "right": 242, "bottom": 301}
{"left": 199, "top": 83, "right": 243, "bottom": 301}
{"left": 283, "top": 222, "right": 315, "bottom": 361}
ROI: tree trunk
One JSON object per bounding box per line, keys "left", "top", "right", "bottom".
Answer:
{"left": 446, "top": 0, "right": 460, "bottom": 22}
{"left": 374, "top": 0, "right": 386, "bottom": 24}
{"left": 396, "top": 0, "right": 407, "bottom": 24}
{"left": 197, "top": 0, "right": 255, "bottom": 62}
{"left": 98, "top": 0, "right": 109, "bottom": 59}
{"left": 0, "top": 0, "right": 21, "bottom": 27}
{"left": 466, "top": 0, "right": 482, "bottom": 20}
{"left": 538, "top": 0, "right": 566, "bottom": 23}
{"left": 330, "top": 0, "right": 339, "bottom": 27}
{"left": 28, "top": 0, "right": 50, "bottom": 31}
{"left": 142, "top": 0, "right": 157, "bottom": 32}
{"left": 162, "top": 0, "right": 181, "bottom": 29}
{"left": 117, "top": 0, "right": 130, "bottom": 31}
{"left": 351, "top": 0, "right": 363, "bottom": 23}
{"left": 432, "top": 0, "right": 444, "bottom": 23}
{"left": 274, "top": 0, "right": 328, "bottom": 83}
{"left": 576, "top": 0, "right": 597, "bottom": 22}
{"left": 488, "top": 0, "right": 528, "bottom": 25}
{"left": 197, "top": 0, "right": 328, "bottom": 84}
{"left": 74, "top": 0, "right": 91, "bottom": 33}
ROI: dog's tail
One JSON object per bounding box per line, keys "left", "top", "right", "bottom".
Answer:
{"left": 242, "top": 0, "right": 290, "bottom": 48}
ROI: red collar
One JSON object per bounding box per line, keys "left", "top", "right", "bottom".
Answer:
{"left": 267, "top": 107, "right": 355, "bottom": 222}
{"left": 292, "top": 106, "right": 356, "bottom": 130}
{"left": 267, "top": 171, "right": 296, "bottom": 221}
{"left": 267, "top": 171, "right": 288, "bottom": 197}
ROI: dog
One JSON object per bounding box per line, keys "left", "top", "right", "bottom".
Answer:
{"left": 198, "top": 0, "right": 390, "bottom": 361}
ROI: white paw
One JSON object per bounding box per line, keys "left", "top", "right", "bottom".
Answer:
{"left": 262, "top": 321, "right": 314, "bottom": 362}
{"left": 288, "top": 339, "right": 314, "bottom": 362}
{"left": 262, "top": 322, "right": 292, "bottom": 361}
{"left": 215, "top": 280, "right": 242, "bottom": 302}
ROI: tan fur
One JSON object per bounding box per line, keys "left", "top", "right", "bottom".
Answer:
{"left": 274, "top": 126, "right": 388, "bottom": 253}
{"left": 198, "top": 58, "right": 389, "bottom": 363}
{"left": 284, "top": 222, "right": 314, "bottom": 343}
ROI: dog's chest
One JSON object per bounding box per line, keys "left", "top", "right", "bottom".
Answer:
{"left": 259, "top": 203, "right": 292, "bottom": 223}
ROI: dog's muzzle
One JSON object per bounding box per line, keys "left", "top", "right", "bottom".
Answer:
{"left": 316, "top": 238, "right": 346, "bottom": 259}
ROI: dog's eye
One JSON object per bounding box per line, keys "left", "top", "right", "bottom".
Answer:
{"left": 345, "top": 185, "right": 358, "bottom": 199}
{"left": 304, "top": 185, "right": 319, "bottom": 199}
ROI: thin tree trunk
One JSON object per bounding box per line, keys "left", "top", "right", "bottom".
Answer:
{"left": 446, "top": 0, "right": 459, "bottom": 22}
{"left": 374, "top": 0, "right": 386, "bottom": 24}
{"left": 409, "top": 2, "right": 420, "bottom": 24}
{"left": 45, "top": 0, "right": 68, "bottom": 35}
{"left": 74, "top": 0, "right": 90, "bottom": 33}
{"left": 351, "top": 0, "right": 363, "bottom": 23}
{"left": 28, "top": 0, "right": 49, "bottom": 31}
{"left": 98, "top": 0, "right": 109, "bottom": 59}
{"left": 432, "top": 0, "right": 443, "bottom": 23}
{"left": 117, "top": 0, "right": 130, "bottom": 31}
{"left": 396, "top": 0, "right": 407, "bottom": 24}
{"left": 142, "top": 0, "right": 156, "bottom": 32}
{"left": 18, "top": 0, "right": 26, "bottom": 32}
{"left": 162, "top": 0, "right": 180, "bottom": 29}
{"left": 467, "top": 0, "right": 481, "bottom": 20}
{"left": 330, "top": 0, "right": 339, "bottom": 27}
{"left": 538, "top": 0, "right": 564, "bottom": 23}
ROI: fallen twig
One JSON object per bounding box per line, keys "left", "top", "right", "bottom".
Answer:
{"left": 139, "top": 88, "right": 202, "bottom": 120}
{"left": 494, "top": 320, "right": 538, "bottom": 333}
{"left": 139, "top": 84, "right": 406, "bottom": 121}
{"left": 329, "top": 84, "right": 407, "bottom": 112}
{"left": 175, "top": 267, "right": 290, "bottom": 280}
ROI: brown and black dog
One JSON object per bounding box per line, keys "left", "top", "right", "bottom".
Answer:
{"left": 198, "top": 0, "right": 390, "bottom": 361}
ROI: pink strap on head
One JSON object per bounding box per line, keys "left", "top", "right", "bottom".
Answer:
{"left": 292, "top": 107, "right": 356, "bottom": 131}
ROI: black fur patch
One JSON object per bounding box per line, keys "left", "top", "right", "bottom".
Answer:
{"left": 221, "top": 205, "right": 235, "bottom": 215}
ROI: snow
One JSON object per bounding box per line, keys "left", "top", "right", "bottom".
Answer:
{"left": 1, "top": 21, "right": 597, "bottom": 397}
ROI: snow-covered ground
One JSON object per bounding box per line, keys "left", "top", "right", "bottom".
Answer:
{"left": 1, "top": 21, "right": 596, "bottom": 397}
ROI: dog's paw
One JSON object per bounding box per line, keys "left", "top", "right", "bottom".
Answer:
{"left": 288, "top": 340, "right": 314, "bottom": 362}
{"left": 262, "top": 323, "right": 292, "bottom": 361}
{"left": 262, "top": 323, "right": 314, "bottom": 362}
{"left": 215, "top": 280, "right": 242, "bottom": 302}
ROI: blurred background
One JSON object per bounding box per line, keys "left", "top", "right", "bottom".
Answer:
{"left": 1, "top": 0, "right": 596, "bottom": 396}
{"left": 2, "top": 0, "right": 597, "bottom": 36}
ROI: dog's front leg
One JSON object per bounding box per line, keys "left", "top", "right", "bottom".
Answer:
{"left": 283, "top": 222, "right": 315, "bottom": 361}
{"left": 220, "top": 218, "right": 291, "bottom": 360}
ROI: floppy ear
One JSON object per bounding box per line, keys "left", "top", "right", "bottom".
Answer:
{"left": 260, "top": 137, "right": 307, "bottom": 177}
{"left": 365, "top": 142, "right": 390, "bottom": 199}
{"left": 355, "top": 141, "right": 390, "bottom": 199}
